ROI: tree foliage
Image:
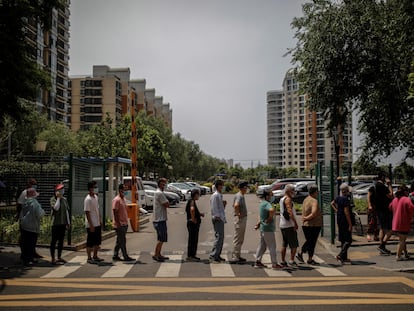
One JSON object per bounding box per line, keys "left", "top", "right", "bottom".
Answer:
{"left": 0, "top": 0, "right": 64, "bottom": 128}
{"left": 290, "top": 0, "right": 414, "bottom": 158}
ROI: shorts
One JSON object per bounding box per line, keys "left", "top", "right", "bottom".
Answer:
{"left": 86, "top": 226, "right": 102, "bottom": 247}
{"left": 377, "top": 210, "right": 392, "bottom": 231}
{"left": 281, "top": 227, "right": 299, "bottom": 248}
{"left": 153, "top": 221, "right": 168, "bottom": 242}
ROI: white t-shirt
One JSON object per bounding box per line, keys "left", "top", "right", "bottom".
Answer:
{"left": 84, "top": 194, "right": 100, "bottom": 228}
{"left": 279, "top": 196, "right": 297, "bottom": 229}
{"left": 153, "top": 188, "right": 168, "bottom": 222}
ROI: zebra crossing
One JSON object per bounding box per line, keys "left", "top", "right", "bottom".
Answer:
{"left": 39, "top": 253, "right": 347, "bottom": 279}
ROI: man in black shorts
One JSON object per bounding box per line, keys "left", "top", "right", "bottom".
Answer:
{"left": 369, "top": 172, "right": 394, "bottom": 255}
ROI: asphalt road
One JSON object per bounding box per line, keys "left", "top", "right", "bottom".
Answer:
{"left": 1, "top": 193, "right": 414, "bottom": 310}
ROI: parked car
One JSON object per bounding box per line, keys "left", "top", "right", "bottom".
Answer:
{"left": 165, "top": 184, "right": 185, "bottom": 201}
{"left": 122, "top": 176, "right": 147, "bottom": 210}
{"left": 185, "top": 182, "right": 209, "bottom": 195}
{"left": 142, "top": 180, "right": 158, "bottom": 189}
{"left": 257, "top": 178, "right": 315, "bottom": 195}
{"left": 292, "top": 181, "right": 316, "bottom": 204}
{"left": 169, "top": 182, "right": 192, "bottom": 200}
{"left": 143, "top": 186, "right": 180, "bottom": 208}
{"left": 353, "top": 183, "right": 400, "bottom": 200}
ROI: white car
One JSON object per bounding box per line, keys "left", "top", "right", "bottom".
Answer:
{"left": 169, "top": 182, "right": 192, "bottom": 200}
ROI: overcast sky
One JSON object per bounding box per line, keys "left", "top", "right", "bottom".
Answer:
{"left": 69, "top": 0, "right": 306, "bottom": 167}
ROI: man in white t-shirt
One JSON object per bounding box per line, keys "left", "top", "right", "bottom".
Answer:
{"left": 152, "top": 178, "right": 170, "bottom": 262}
{"left": 84, "top": 181, "right": 103, "bottom": 264}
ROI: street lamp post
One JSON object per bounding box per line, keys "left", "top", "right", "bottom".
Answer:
{"left": 35, "top": 140, "right": 47, "bottom": 172}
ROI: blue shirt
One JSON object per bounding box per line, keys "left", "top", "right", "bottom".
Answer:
{"left": 210, "top": 191, "right": 226, "bottom": 223}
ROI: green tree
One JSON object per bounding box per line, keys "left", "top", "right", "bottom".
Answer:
{"left": 0, "top": 0, "right": 64, "bottom": 128}
{"left": 353, "top": 153, "right": 378, "bottom": 176}
{"left": 77, "top": 114, "right": 130, "bottom": 158}
{"left": 1, "top": 107, "right": 49, "bottom": 156}
{"left": 36, "top": 120, "right": 80, "bottom": 156}
{"left": 290, "top": 0, "right": 414, "bottom": 158}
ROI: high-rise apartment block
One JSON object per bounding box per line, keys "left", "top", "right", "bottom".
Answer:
{"left": 267, "top": 69, "right": 352, "bottom": 172}
{"left": 69, "top": 65, "right": 173, "bottom": 131}
{"left": 24, "top": 0, "right": 71, "bottom": 124}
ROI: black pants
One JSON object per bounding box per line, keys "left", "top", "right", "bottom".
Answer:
{"left": 338, "top": 222, "right": 352, "bottom": 260}
{"left": 187, "top": 221, "right": 200, "bottom": 258}
{"left": 301, "top": 226, "right": 321, "bottom": 258}
{"left": 50, "top": 224, "right": 66, "bottom": 260}
{"left": 20, "top": 229, "right": 38, "bottom": 264}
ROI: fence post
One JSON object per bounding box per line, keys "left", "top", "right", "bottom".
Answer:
{"left": 102, "top": 159, "right": 106, "bottom": 230}
{"left": 67, "top": 153, "right": 73, "bottom": 245}
{"left": 316, "top": 162, "right": 323, "bottom": 237}
{"left": 330, "top": 160, "right": 336, "bottom": 244}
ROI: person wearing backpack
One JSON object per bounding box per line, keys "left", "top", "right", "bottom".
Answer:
{"left": 19, "top": 188, "right": 45, "bottom": 267}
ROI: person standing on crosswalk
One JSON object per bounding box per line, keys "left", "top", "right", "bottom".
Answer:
{"left": 209, "top": 180, "right": 227, "bottom": 263}
{"left": 254, "top": 189, "right": 280, "bottom": 269}
{"left": 231, "top": 181, "right": 249, "bottom": 263}
{"left": 279, "top": 184, "right": 299, "bottom": 268}
{"left": 84, "top": 181, "right": 103, "bottom": 264}
{"left": 296, "top": 184, "right": 322, "bottom": 265}
{"left": 152, "top": 177, "right": 170, "bottom": 262}
{"left": 185, "top": 188, "right": 204, "bottom": 261}
{"left": 112, "top": 183, "right": 134, "bottom": 262}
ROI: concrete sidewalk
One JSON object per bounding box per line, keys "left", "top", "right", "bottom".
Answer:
{"left": 318, "top": 214, "right": 414, "bottom": 273}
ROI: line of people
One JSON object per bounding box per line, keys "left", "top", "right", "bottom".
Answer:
{"left": 165, "top": 179, "right": 324, "bottom": 269}
{"left": 17, "top": 173, "right": 414, "bottom": 268}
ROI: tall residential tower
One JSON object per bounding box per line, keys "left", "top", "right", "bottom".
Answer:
{"left": 267, "top": 69, "right": 352, "bottom": 172}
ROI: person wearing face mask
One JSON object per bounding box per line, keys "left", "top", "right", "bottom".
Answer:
{"left": 84, "top": 180, "right": 103, "bottom": 264}
{"left": 50, "top": 183, "right": 70, "bottom": 265}
{"left": 17, "top": 178, "right": 43, "bottom": 259}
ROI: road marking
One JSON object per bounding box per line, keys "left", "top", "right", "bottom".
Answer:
{"left": 261, "top": 253, "right": 292, "bottom": 277}
{"left": 210, "top": 254, "right": 235, "bottom": 277}
{"left": 155, "top": 254, "right": 182, "bottom": 277}
{"left": 102, "top": 256, "right": 139, "bottom": 278}
{"left": 41, "top": 256, "right": 86, "bottom": 278}
{"left": 312, "top": 255, "right": 346, "bottom": 276}
{"left": 2, "top": 277, "right": 414, "bottom": 307}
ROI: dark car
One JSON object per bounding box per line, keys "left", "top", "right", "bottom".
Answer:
{"left": 292, "top": 181, "right": 316, "bottom": 204}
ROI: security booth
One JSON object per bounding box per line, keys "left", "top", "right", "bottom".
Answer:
{"left": 66, "top": 156, "right": 140, "bottom": 236}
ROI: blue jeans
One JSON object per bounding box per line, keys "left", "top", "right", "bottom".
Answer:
{"left": 210, "top": 219, "right": 224, "bottom": 259}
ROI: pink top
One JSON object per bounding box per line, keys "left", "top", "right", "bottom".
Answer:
{"left": 112, "top": 195, "right": 129, "bottom": 228}
{"left": 389, "top": 196, "right": 414, "bottom": 233}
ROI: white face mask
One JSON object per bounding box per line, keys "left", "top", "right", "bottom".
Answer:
{"left": 93, "top": 187, "right": 99, "bottom": 194}
{"left": 57, "top": 189, "right": 64, "bottom": 196}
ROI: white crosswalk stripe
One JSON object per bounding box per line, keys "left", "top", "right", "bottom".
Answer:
{"left": 102, "top": 257, "right": 139, "bottom": 278}
{"left": 210, "top": 254, "right": 235, "bottom": 277}
{"left": 38, "top": 254, "right": 346, "bottom": 278}
{"left": 312, "top": 255, "right": 346, "bottom": 276}
{"left": 41, "top": 255, "right": 87, "bottom": 278}
{"left": 155, "top": 254, "right": 183, "bottom": 277}
{"left": 261, "top": 254, "right": 292, "bottom": 277}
